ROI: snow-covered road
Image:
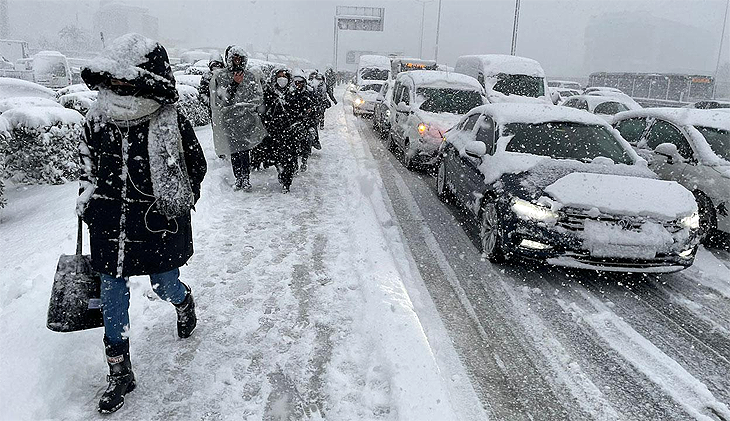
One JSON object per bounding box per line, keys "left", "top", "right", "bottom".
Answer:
{"left": 0, "top": 103, "right": 485, "bottom": 420}
{"left": 349, "top": 104, "right": 730, "bottom": 421}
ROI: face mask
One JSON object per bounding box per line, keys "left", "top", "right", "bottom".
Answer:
{"left": 311, "top": 80, "right": 321, "bottom": 86}
{"left": 276, "top": 77, "right": 288, "bottom": 88}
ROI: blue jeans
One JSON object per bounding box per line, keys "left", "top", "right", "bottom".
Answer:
{"left": 100, "top": 268, "right": 187, "bottom": 344}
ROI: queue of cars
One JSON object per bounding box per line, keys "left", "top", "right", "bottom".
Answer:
{"left": 348, "top": 53, "right": 729, "bottom": 273}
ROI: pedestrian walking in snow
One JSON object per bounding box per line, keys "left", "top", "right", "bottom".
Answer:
{"left": 262, "top": 67, "right": 298, "bottom": 193}
{"left": 325, "top": 67, "right": 338, "bottom": 105}
{"left": 289, "top": 71, "right": 317, "bottom": 172}
{"left": 199, "top": 53, "right": 224, "bottom": 115}
{"left": 78, "top": 33, "right": 207, "bottom": 414}
{"left": 210, "top": 45, "right": 266, "bottom": 191}
{"left": 308, "top": 70, "right": 330, "bottom": 137}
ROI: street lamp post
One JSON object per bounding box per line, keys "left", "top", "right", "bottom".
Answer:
{"left": 713, "top": 0, "right": 729, "bottom": 99}
{"left": 415, "top": 0, "right": 432, "bottom": 59}
{"left": 434, "top": 0, "right": 443, "bottom": 62}
{"left": 510, "top": 0, "right": 521, "bottom": 55}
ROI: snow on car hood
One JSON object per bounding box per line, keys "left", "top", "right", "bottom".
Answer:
{"left": 543, "top": 172, "right": 696, "bottom": 220}
{"left": 417, "top": 111, "right": 462, "bottom": 133}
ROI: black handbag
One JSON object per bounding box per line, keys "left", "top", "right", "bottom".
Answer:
{"left": 46, "top": 217, "right": 104, "bottom": 332}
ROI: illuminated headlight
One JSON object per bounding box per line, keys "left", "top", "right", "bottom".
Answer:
{"left": 679, "top": 212, "right": 700, "bottom": 230}
{"left": 679, "top": 248, "right": 695, "bottom": 258}
{"left": 417, "top": 122, "right": 427, "bottom": 134}
{"left": 354, "top": 97, "right": 364, "bottom": 106}
{"left": 519, "top": 239, "right": 552, "bottom": 250}
{"left": 512, "top": 198, "right": 559, "bottom": 222}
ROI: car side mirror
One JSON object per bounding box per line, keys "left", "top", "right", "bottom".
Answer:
{"left": 654, "top": 143, "right": 683, "bottom": 164}
{"left": 464, "top": 141, "right": 487, "bottom": 158}
{"left": 396, "top": 102, "right": 411, "bottom": 113}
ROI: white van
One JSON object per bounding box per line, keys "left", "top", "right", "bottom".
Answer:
{"left": 356, "top": 55, "right": 391, "bottom": 86}
{"left": 32, "top": 51, "right": 72, "bottom": 89}
{"left": 454, "top": 54, "right": 550, "bottom": 104}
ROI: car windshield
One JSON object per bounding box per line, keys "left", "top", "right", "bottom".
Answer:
{"left": 360, "top": 68, "right": 389, "bottom": 81}
{"left": 359, "top": 84, "right": 383, "bottom": 92}
{"left": 696, "top": 126, "right": 730, "bottom": 161}
{"left": 492, "top": 73, "right": 545, "bottom": 97}
{"left": 503, "top": 122, "right": 634, "bottom": 164}
{"left": 416, "top": 87, "right": 483, "bottom": 114}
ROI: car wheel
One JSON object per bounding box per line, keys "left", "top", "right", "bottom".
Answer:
{"left": 437, "top": 160, "right": 454, "bottom": 203}
{"left": 403, "top": 140, "right": 415, "bottom": 170}
{"left": 695, "top": 191, "right": 717, "bottom": 245}
{"left": 388, "top": 133, "right": 397, "bottom": 153}
{"left": 479, "top": 202, "right": 506, "bottom": 262}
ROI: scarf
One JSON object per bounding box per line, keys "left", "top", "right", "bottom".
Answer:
{"left": 96, "top": 89, "right": 162, "bottom": 122}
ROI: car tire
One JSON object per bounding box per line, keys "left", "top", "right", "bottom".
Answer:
{"left": 388, "top": 133, "right": 397, "bottom": 153}
{"left": 479, "top": 202, "right": 507, "bottom": 263}
{"left": 695, "top": 191, "right": 718, "bottom": 245}
{"left": 403, "top": 140, "right": 415, "bottom": 170}
{"left": 437, "top": 160, "right": 455, "bottom": 203}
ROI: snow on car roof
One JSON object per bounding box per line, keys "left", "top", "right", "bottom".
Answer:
{"left": 34, "top": 50, "right": 65, "bottom": 57}
{"left": 1, "top": 106, "right": 84, "bottom": 130}
{"left": 471, "top": 103, "right": 611, "bottom": 126}
{"left": 398, "top": 70, "right": 482, "bottom": 91}
{"left": 564, "top": 95, "right": 631, "bottom": 108}
{"left": 0, "top": 77, "right": 55, "bottom": 99}
{"left": 615, "top": 108, "right": 730, "bottom": 131}
{"left": 358, "top": 55, "right": 391, "bottom": 69}
{"left": 459, "top": 54, "right": 545, "bottom": 77}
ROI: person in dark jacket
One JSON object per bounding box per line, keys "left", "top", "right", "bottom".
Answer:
{"left": 78, "top": 33, "right": 207, "bottom": 414}
{"left": 308, "top": 70, "right": 329, "bottom": 132}
{"left": 262, "top": 67, "right": 298, "bottom": 193}
{"left": 325, "top": 67, "right": 338, "bottom": 105}
{"left": 289, "top": 71, "right": 316, "bottom": 172}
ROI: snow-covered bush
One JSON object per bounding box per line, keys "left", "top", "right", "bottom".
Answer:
{"left": 0, "top": 107, "right": 84, "bottom": 185}
{"left": 0, "top": 116, "right": 9, "bottom": 209}
{"left": 58, "top": 91, "right": 98, "bottom": 116}
{"left": 176, "top": 84, "right": 209, "bottom": 127}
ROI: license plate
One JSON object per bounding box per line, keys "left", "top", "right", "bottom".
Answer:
{"left": 590, "top": 244, "right": 656, "bottom": 259}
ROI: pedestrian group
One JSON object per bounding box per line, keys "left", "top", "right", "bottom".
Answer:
{"left": 74, "top": 33, "right": 337, "bottom": 414}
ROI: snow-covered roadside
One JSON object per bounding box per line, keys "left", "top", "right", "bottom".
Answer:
{"left": 0, "top": 102, "right": 467, "bottom": 419}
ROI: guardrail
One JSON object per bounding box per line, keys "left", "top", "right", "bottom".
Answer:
{"left": 0, "top": 69, "right": 35, "bottom": 82}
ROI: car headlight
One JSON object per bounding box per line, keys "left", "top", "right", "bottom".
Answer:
{"left": 354, "top": 97, "right": 364, "bottom": 106}
{"left": 679, "top": 212, "right": 700, "bottom": 230}
{"left": 512, "top": 198, "right": 559, "bottom": 222}
{"left": 417, "top": 122, "right": 427, "bottom": 135}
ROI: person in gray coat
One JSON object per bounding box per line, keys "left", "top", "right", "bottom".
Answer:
{"left": 210, "top": 45, "right": 266, "bottom": 191}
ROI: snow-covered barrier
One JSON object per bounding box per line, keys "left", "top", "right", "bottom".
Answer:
{"left": 176, "top": 84, "right": 210, "bottom": 127}
{"left": 0, "top": 115, "right": 8, "bottom": 208}
{"left": 0, "top": 106, "right": 84, "bottom": 184}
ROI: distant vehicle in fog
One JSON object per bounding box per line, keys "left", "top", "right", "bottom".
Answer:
{"left": 356, "top": 55, "right": 391, "bottom": 86}
{"left": 352, "top": 81, "right": 385, "bottom": 116}
{"left": 454, "top": 54, "right": 551, "bottom": 104}
{"left": 549, "top": 87, "right": 581, "bottom": 104}
{"left": 588, "top": 72, "right": 716, "bottom": 106}
{"left": 390, "top": 57, "right": 438, "bottom": 77}
{"left": 32, "top": 51, "right": 72, "bottom": 89}
{"left": 584, "top": 88, "right": 643, "bottom": 110}
{"left": 561, "top": 94, "right": 632, "bottom": 122}
{"left": 548, "top": 80, "right": 582, "bottom": 90}
{"left": 684, "top": 100, "right": 730, "bottom": 110}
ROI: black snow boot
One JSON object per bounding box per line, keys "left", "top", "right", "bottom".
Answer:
{"left": 175, "top": 283, "right": 197, "bottom": 338}
{"left": 98, "top": 337, "right": 136, "bottom": 414}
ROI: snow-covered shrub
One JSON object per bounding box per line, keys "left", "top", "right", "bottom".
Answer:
{"left": 0, "top": 116, "right": 8, "bottom": 208}
{"left": 0, "top": 107, "right": 84, "bottom": 184}
{"left": 176, "top": 84, "right": 210, "bottom": 127}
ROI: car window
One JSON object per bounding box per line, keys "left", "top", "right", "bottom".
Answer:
{"left": 614, "top": 117, "right": 648, "bottom": 144}
{"left": 475, "top": 116, "right": 496, "bottom": 154}
{"left": 563, "top": 99, "right": 575, "bottom": 107}
{"left": 695, "top": 126, "right": 730, "bottom": 161}
{"left": 576, "top": 99, "right": 589, "bottom": 111}
{"left": 594, "top": 101, "right": 629, "bottom": 115}
{"left": 644, "top": 120, "right": 693, "bottom": 159}
{"left": 392, "top": 83, "right": 402, "bottom": 103}
{"left": 462, "top": 113, "right": 481, "bottom": 131}
{"left": 401, "top": 86, "right": 410, "bottom": 105}
{"left": 416, "top": 87, "right": 483, "bottom": 114}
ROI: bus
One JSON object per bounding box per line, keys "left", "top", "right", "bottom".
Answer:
{"left": 588, "top": 72, "right": 715, "bottom": 106}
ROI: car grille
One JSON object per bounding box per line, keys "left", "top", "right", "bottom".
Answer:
{"left": 557, "top": 208, "right": 680, "bottom": 233}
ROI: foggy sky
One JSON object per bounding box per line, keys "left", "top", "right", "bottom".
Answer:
{"left": 6, "top": 0, "right": 730, "bottom": 78}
